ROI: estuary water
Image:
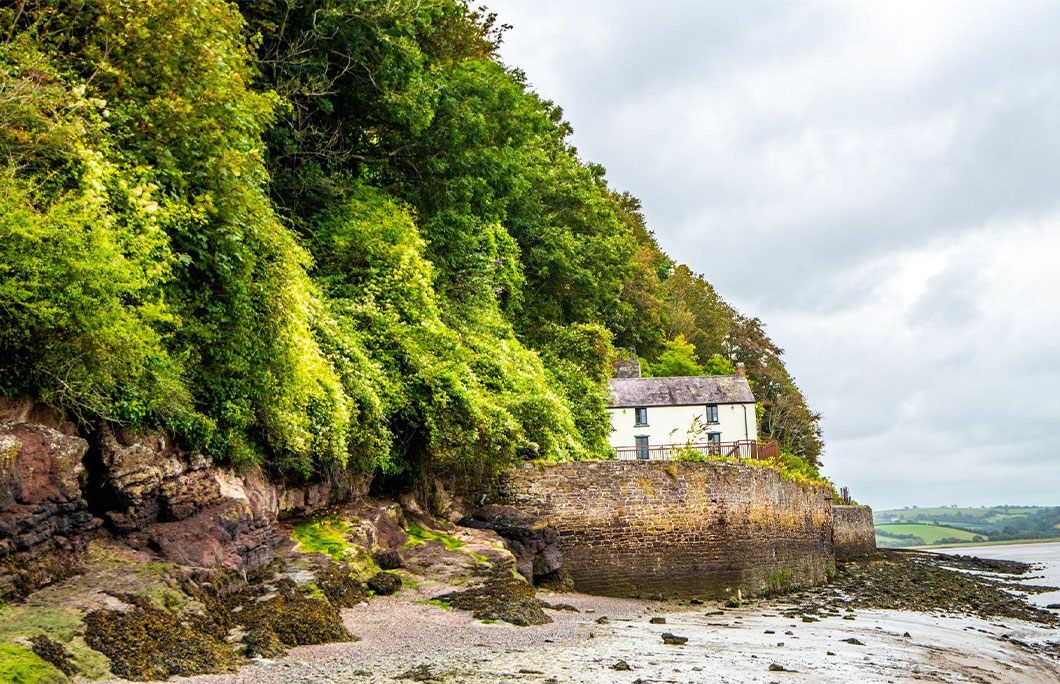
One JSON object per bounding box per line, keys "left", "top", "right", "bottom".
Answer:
{"left": 932, "top": 540, "right": 1060, "bottom": 607}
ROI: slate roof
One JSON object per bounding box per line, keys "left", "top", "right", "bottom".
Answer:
{"left": 607, "top": 375, "right": 755, "bottom": 408}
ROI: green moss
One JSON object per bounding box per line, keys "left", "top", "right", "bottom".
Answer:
{"left": 397, "top": 573, "right": 421, "bottom": 589}
{"left": 346, "top": 547, "right": 383, "bottom": 582}
{"left": 292, "top": 516, "right": 354, "bottom": 561}
{"left": 0, "top": 644, "right": 69, "bottom": 684}
{"left": 404, "top": 523, "right": 464, "bottom": 551}
{"left": 418, "top": 599, "right": 452, "bottom": 611}
{"left": 0, "top": 605, "right": 82, "bottom": 644}
{"left": 131, "top": 561, "right": 179, "bottom": 581}
{"left": 469, "top": 552, "right": 489, "bottom": 564}
{"left": 300, "top": 583, "right": 326, "bottom": 601}
{"left": 0, "top": 600, "right": 112, "bottom": 680}
{"left": 764, "top": 569, "right": 794, "bottom": 597}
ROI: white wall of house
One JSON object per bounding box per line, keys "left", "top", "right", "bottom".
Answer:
{"left": 607, "top": 403, "right": 757, "bottom": 450}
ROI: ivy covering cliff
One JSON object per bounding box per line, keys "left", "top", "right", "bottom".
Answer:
{"left": 0, "top": 0, "right": 823, "bottom": 480}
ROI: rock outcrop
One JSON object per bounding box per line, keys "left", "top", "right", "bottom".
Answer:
{"left": 460, "top": 504, "right": 562, "bottom": 585}
{"left": 0, "top": 421, "right": 99, "bottom": 598}
{"left": 0, "top": 410, "right": 365, "bottom": 596}
{"left": 87, "top": 425, "right": 280, "bottom": 573}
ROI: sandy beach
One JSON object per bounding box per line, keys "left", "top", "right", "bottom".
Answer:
{"left": 166, "top": 591, "right": 1059, "bottom": 684}
{"left": 164, "top": 547, "right": 1060, "bottom": 684}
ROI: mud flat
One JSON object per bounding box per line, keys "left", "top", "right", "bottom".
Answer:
{"left": 175, "top": 551, "right": 1060, "bottom": 684}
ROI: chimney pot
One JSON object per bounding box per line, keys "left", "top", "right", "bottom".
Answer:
{"left": 735, "top": 362, "right": 746, "bottom": 377}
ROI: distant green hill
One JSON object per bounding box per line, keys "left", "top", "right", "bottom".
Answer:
{"left": 873, "top": 506, "right": 1060, "bottom": 547}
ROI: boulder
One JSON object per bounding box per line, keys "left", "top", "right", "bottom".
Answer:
{"left": 366, "top": 571, "right": 402, "bottom": 596}
{"left": 460, "top": 504, "right": 562, "bottom": 584}
{"left": 96, "top": 426, "right": 208, "bottom": 532}
{"left": 90, "top": 427, "right": 281, "bottom": 574}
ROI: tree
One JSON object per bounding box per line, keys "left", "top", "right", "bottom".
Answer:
{"left": 702, "top": 354, "right": 736, "bottom": 375}
{"left": 650, "top": 336, "right": 703, "bottom": 377}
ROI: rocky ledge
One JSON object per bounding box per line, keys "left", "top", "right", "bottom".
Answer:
{"left": 0, "top": 410, "right": 557, "bottom": 682}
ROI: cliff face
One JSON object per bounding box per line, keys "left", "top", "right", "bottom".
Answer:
{"left": 0, "top": 405, "right": 363, "bottom": 600}
{"left": 0, "top": 421, "right": 97, "bottom": 597}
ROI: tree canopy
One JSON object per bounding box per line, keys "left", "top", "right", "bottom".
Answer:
{"left": 0, "top": 0, "right": 824, "bottom": 478}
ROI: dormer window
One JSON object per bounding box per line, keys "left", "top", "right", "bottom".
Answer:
{"left": 706, "top": 404, "right": 719, "bottom": 424}
{"left": 634, "top": 407, "right": 648, "bottom": 427}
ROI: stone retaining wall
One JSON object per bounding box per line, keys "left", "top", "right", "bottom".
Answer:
{"left": 486, "top": 461, "right": 836, "bottom": 599}
{"left": 832, "top": 504, "right": 876, "bottom": 560}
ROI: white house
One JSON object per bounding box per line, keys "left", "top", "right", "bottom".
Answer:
{"left": 606, "top": 359, "right": 761, "bottom": 460}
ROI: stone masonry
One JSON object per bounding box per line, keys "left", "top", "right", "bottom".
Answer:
{"left": 486, "top": 461, "right": 836, "bottom": 599}
{"left": 832, "top": 504, "right": 876, "bottom": 560}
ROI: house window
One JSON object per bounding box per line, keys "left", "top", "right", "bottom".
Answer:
{"left": 706, "top": 432, "right": 722, "bottom": 447}
{"left": 706, "top": 404, "right": 719, "bottom": 424}
{"left": 634, "top": 407, "right": 648, "bottom": 427}
{"left": 635, "top": 435, "right": 650, "bottom": 460}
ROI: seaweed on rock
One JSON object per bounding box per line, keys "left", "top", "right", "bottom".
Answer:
{"left": 234, "top": 581, "right": 354, "bottom": 647}
{"left": 83, "top": 605, "right": 239, "bottom": 680}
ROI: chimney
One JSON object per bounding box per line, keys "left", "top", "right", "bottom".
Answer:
{"left": 735, "top": 362, "right": 746, "bottom": 377}
{"left": 613, "top": 359, "right": 641, "bottom": 378}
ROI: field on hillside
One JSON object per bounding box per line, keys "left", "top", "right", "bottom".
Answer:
{"left": 874, "top": 506, "right": 1060, "bottom": 547}
{"left": 875, "top": 523, "right": 983, "bottom": 547}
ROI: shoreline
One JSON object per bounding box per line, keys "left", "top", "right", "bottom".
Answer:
{"left": 169, "top": 593, "right": 1060, "bottom": 684}
{"left": 904, "top": 537, "right": 1060, "bottom": 550}
{"left": 167, "top": 550, "right": 1060, "bottom": 684}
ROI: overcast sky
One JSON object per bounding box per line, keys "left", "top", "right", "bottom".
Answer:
{"left": 487, "top": 0, "right": 1060, "bottom": 509}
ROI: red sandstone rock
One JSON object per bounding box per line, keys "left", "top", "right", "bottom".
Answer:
{"left": 0, "top": 421, "right": 99, "bottom": 597}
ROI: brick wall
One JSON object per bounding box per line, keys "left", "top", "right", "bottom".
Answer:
{"left": 487, "top": 461, "right": 835, "bottom": 599}
{"left": 832, "top": 504, "right": 876, "bottom": 560}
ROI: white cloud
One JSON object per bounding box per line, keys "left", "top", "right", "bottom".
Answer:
{"left": 488, "top": 0, "right": 1060, "bottom": 507}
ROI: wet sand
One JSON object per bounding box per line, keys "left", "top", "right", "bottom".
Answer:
{"left": 933, "top": 540, "right": 1060, "bottom": 608}
{"left": 172, "top": 592, "right": 1060, "bottom": 684}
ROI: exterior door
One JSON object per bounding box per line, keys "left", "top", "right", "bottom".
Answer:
{"left": 635, "top": 435, "right": 650, "bottom": 460}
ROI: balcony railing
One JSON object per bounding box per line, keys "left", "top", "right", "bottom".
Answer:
{"left": 613, "top": 439, "right": 780, "bottom": 463}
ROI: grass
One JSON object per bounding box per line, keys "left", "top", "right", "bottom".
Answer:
{"left": 876, "top": 523, "right": 981, "bottom": 545}
{"left": 404, "top": 523, "right": 464, "bottom": 551}
{"left": 0, "top": 643, "right": 68, "bottom": 684}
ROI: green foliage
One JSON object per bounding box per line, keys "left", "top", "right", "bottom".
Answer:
{"left": 764, "top": 569, "right": 794, "bottom": 597}
{"left": 702, "top": 354, "right": 736, "bottom": 375}
{"left": 776, "top": 451, "right": 834, "bottom": 490}
{"left": 650, "top": 335, "right": 703, "bottom": 377}
{"left": 0, "top": 0, "right": 826, "bottom": 481}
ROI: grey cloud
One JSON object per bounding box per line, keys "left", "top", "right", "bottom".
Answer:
{"left": 488, "top": 0, "right": 1060, "bottom": 507}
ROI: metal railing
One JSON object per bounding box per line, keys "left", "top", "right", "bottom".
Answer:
{"left": 613, "top": 439, "right": 780, "bottom": 463}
